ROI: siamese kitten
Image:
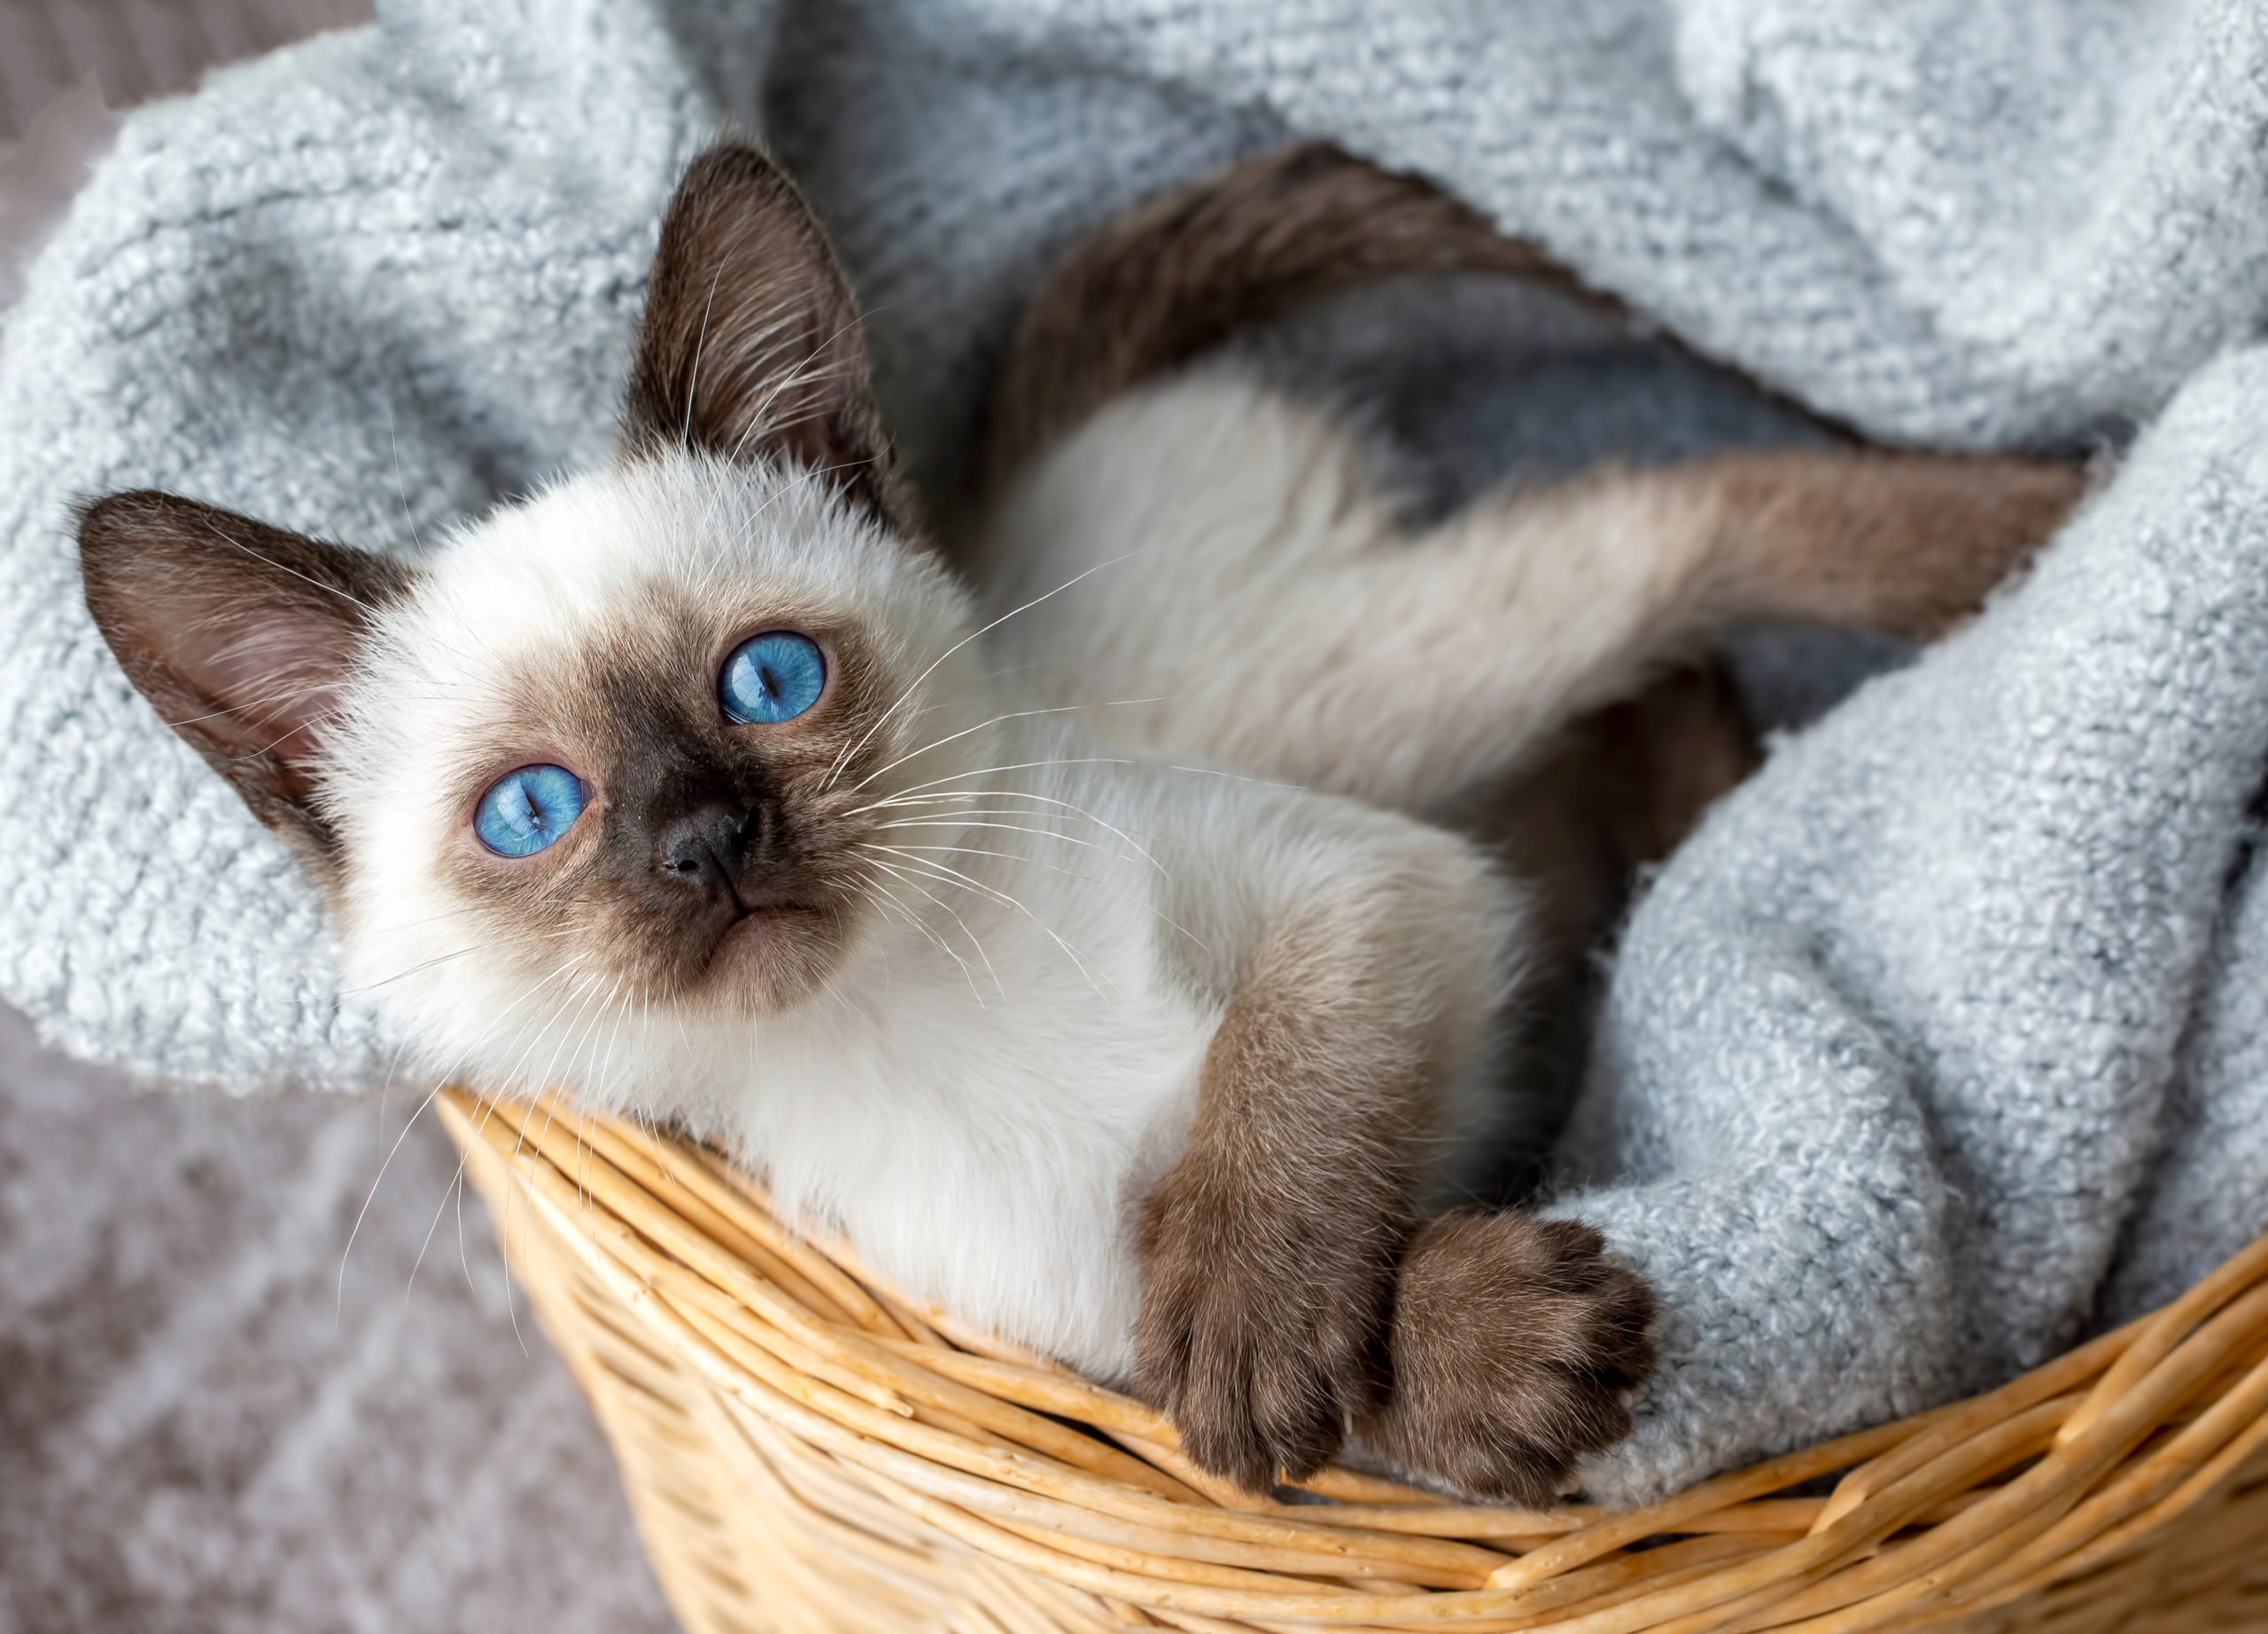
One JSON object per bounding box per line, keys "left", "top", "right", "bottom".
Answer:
{"left": 967, "top": 144, "right": 2086, "bottom": 857}
{"left": 77, "top": 142, "right": 1652, "bottom": 1506}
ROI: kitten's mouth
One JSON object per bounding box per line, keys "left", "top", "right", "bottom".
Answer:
{"left": 709, "top": 899, "right": 825, "bottom": 962}
{"left": 687, "top": 886, "right": 843, "bottom": 1013}
{"left": 719, "top": 899, "right": 820, "bottom": 934}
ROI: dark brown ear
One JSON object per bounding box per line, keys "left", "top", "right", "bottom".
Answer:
{"left": 621, "top": 141, "right": 913, "bottom": 533}
{"left": 78, "top": 491, "right": 412, "bottom": 881}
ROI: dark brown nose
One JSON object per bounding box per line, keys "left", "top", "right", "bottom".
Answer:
{"left": 656, "top": 803, "right": 769, "bottom": 900}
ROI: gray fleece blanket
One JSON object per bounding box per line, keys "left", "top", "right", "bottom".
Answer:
{"left": 3, "top": 0, "right": 2265, "bottom": 1507}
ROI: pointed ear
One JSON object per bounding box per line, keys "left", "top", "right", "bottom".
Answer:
{"left": 621, "top": 141, "right": 915, "bottom": 533}
{"left": 78, "top": 491, "right": 412, "bottom": 882}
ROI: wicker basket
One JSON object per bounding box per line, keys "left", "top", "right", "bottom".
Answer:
{"left": 435, "top": 1089, "right": 2268, "bottom": 1634}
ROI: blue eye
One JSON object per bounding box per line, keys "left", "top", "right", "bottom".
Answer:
{"left": 475, "top": 764, "right": 587, "bottom": 857}
{"left": 720, "top": 631, "right": 826, "bottom": 724}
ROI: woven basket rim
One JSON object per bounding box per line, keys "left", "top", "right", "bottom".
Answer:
{"left": 437, "top": 1086, "right": 2268, "bottom": 1633}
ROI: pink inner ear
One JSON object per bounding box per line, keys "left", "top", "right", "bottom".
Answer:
{"left": 79, "top": 489, "right": 409, "bottom": 849}
{"left": 178, "top": 605, "right": 359, "bottom": 786}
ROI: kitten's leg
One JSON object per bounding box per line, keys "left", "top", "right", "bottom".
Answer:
{"left": 1132, "top": 908, "right": 1425, "bottom": 1489}
{"left": 1669, "top": 447, "right": 2086, "bottom": 640}
{"left": 1132, "top": 879, "right": 1651, "bottom": 1491}
{"left": 1192, "top": 444, "right": 2085, "bottom": 809}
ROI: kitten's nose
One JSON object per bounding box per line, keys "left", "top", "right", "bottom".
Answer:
{"left": 656, "top": 803, "right": 768, "bottom": 900}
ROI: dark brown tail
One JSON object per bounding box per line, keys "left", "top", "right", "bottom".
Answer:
{"left": 982, "top": 143, "right": 1607, "bottom": 494}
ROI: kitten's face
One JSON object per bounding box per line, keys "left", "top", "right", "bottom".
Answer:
{"left": 78, "top": 143, "right": 975, "bottom": 1083}
{"left": 330, "top": 455, "right": 982, "bottom": 1027}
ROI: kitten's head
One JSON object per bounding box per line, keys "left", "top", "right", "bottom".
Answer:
{"left": 79, "top": 144, "right": 989, "bottom": 1077}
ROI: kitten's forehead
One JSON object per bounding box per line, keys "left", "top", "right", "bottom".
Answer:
{"left": 384, "top": 452, "right": 962, "bottom": 691}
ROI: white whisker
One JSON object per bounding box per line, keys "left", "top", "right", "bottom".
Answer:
{"left": 855, "top": 778, "right": 1169, "bottom": 877}
{"left": 856, "top": 844, "right": 1113, "bottom": 1000}
{"left": 823, "top": 553, "right": 1150, "bottom": 790}
{"left": 846, "top": 697, "right": 1173, "bottom": 796}
{"left": 871, "top": 817, "right": 1123, "bottom": 858}
{"left": 862, "top": 871, "right": 993, "bottom": 1006}
{"left": 845, "top": 756, "right": 1136, "bottom": 807}
{"left": 874, "top": 842, "right": 1213, "bottom": 954}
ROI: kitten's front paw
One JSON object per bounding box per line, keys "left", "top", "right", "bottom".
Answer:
{"left": 1132, "top": 1163, "right": 1399, "bottom": 1492}
{"left": 1358, "top": 1212, "right": 1654, "bottom": 1506}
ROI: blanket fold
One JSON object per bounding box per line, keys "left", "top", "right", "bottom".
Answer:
{"left": 1555, "top": 347, "right": 2268, "bottom": 1498}
{"left": 3, "top": 0, "right": 2264, "bottom": 1504}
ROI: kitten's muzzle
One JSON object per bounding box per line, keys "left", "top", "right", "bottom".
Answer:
{"left": 624, "top": 756, "right": 845, "bottom": 1008}
{"left": 657, "top": 801, "right": 780, "bottom": 910}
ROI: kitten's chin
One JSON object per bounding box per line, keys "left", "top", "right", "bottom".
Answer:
{"left": 696, "top": 903, "right": 850, "bottom": 1016}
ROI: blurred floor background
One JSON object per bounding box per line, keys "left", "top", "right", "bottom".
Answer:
{"left": 0, "top": 4, "right": 679, "bottom": 1630}
{"left": 0, "top": 0, "right": 370, "bottom": 307}
{"left": 0, "top": 0, "right": 373, "bottom": 136}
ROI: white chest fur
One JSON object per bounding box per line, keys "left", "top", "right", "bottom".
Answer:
{"left": 714, "top": 846, "right": 1220, "bottom": 1381}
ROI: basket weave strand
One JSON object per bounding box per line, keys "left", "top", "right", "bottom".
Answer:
{"left": 434, "top": 1090, "right": 2268, "bottom": 1634}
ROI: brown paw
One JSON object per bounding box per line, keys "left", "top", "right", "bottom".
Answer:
{"left": 1133, "top": 1160, "right": 1402, "bottom": 1492}
{"left": 1357, "top": 1212, "right": 1654, "bottom": 1506}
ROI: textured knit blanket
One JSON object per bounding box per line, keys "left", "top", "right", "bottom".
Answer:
{"left": 4, "top": 0, "right": 2265, "bottom": 1507}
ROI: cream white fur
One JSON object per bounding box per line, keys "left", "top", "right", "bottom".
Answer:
{"left": 967, "top": 369, "right": 1728, "bottom": 809}
{"left": 321, "top": 451, "right": 1523, "bottom": 1380}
